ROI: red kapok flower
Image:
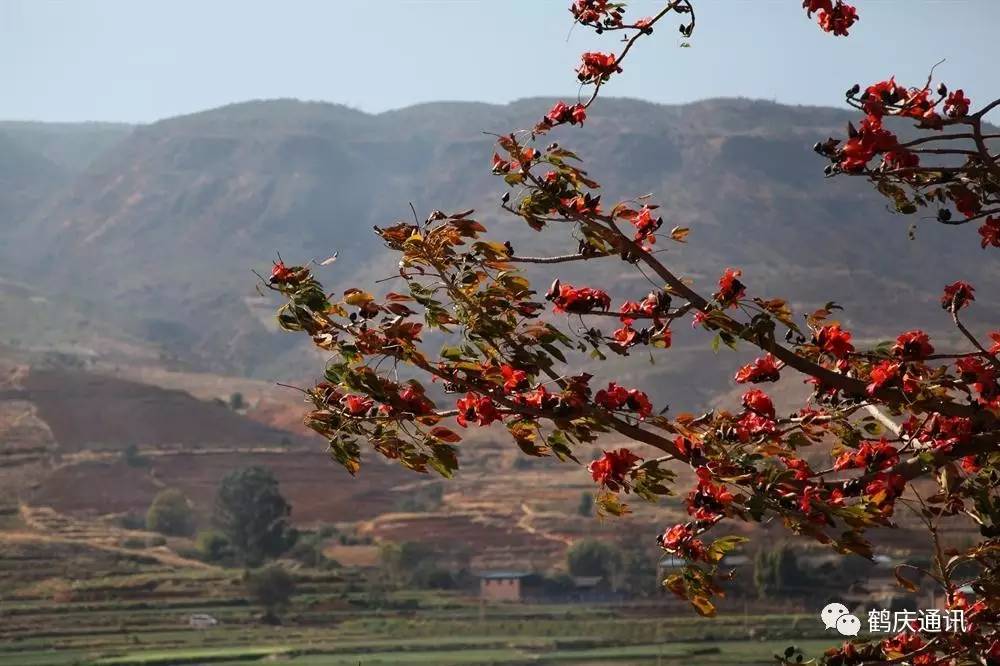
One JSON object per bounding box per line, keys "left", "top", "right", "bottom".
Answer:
{"left": 866, "top": 360, "right": 901, "bottom": 396}
{"left": 675, "top": 435, "right": 704, "bottom": 460}
{"left": 989, "top": 331, "right": 1000, "bottom": 355}
{"left": 736, "top": 412, "right": 778, "bottom": 441}
{"left": 270, "top": 261, "right": 295, "bottom": 283}
{"left": 612, "top": 324, "right": 637, "bottom": 347}
{"left": 815, "top": 324, "right": 855, "bottom": 358}
{"left": 734, "top": 354, "right": 782, "bottom": 384}
{"left": 595, "top": 382, "right": 652, "bottom": 418}
{"left": 588, "top": 447, "right": 641, "bottom": 491}
{"left": 834, "top": 438, "right": 900, "bottom": 472}
{"left": 802, "top": 0, "right": 833, "bottom": 17}
{"left": 741, "top": 388, "right": 775, "bottom": 419}
{"left": 577, "top": 51, "right": 621, "bottom": 83}
{"left": 864, "top": 472, "right": 906, "bottom": 513}
{"left": 550, "top": 283, "right": 611, "bottom": 314}
{"left": 343, "top": 394, "right": 374, "bottom": 416}
{"left": 715, "top": 267, "right": 745, "bottom": 307}
{"left": 837, "top": 114, "right": 900, "bottom": 171}
{"left": 500, "top": 364, "right": 528, "bottom": 392}
{"left": 687, "top": 466, "right": 734, "bottom": 521}
{"left": 817, "top": 1, "right": 858, "bottom": 36}
{"left": 658, "top": 523, "right": 707, "bottom": 561}
{"left": 542, "top": 100, "right": 588, "bottom": 128}
{"left": 570, "top": 0, "right": 623, "bottom": 27}
{"left": 782, "top": 456, "right": 814, "bottom": 481}
{"left": 892, "top": 330, "right": 934, "bottom": 360}
{"left": 978, "top": 216, "right": 1000, "bottom": 249}
{"left": 941, "top": 281, "right": 975, "bottom": 311}
{"left": 398, "top": 385, "right": 433, "bottom": 416}
{"left": 944, "top": 89, "right": 971, "bottom": 118}
{"left": 456, "top": 392, "right": 500, "bottom": 427}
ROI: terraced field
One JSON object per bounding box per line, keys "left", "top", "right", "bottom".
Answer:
{"left": 0, "top": 514, "right": 837, "bottom": 666}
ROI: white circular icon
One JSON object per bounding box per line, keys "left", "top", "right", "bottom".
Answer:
{"left": 836, "top": 614, "right": 861, "bottom": 636}
{"left": 820, "top": 602, "right": 850, "bottom": 630}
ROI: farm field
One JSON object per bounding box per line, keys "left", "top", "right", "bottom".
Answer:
{"left": 0, "top": 529, "right": 831, "bottom": 666}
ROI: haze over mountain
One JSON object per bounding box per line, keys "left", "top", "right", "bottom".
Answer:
{"left": 2, "top": 97, "right": 996, "bottom": 407}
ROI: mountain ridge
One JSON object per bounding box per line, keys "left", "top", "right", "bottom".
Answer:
{"left": 2, "top": 96, "right": 995, "bottom": 399}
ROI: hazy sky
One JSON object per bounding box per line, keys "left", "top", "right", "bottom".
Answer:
{"left": 4, "top": 0, "right": 1000, "bottom": 123}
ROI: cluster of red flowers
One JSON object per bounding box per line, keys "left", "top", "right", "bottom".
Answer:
{"left": 517, "top": 385, "right": 559, "bottom": 411}
{"left": 838, "top": 114, "right": 907, "bottom": 173}
{"left": 560, "top": 193, "right": 602, "bottom": 216}
{"left": 802, "top": 1, "right": 858, "bottom": 36}
{"left": 391, "top": 384, "right": 435, "bottom": 417}
{"left": 741, "top": 388, "right": 775, "bottom": 418}
{"left": 588, "top": 447, "right": 640, "bottom": 491}
{"left": 594, "top": 381, "right": 653, "bottom": 418}
{"left": 865, "top": 360, "right": 919, "bottom": 396}
{"left": 456, "top": 392, "right": 500, "bottom": 427}
{"left": 979, "top": 216, "right": 1000, "bottom": 249}
{"left": 618, "top": 205, "right": 662, "bottom": 249}
{"left": 618, "top": 292, "right": 662, "bottom": 324}
{"left": 734, "top": 354, "right": 782, "bottom": 384}
{"left": 613, "top": 291, "right": 673, "bottom": 350}
{"left": 798, "top": 484, "right": 844, "bottom": 524}
{"left": 576, "top": 51, "right": 621, "bottom": 83}
{"left": 491, "top": 147, "right": 539, "bottom": 175}
{"left": 902, "top": 414, "right": 973, "bottom": 453}
{"left": 948, "top": 590, "right": 989, "bottom": 630}
{"left": 548, "top": 281, "right": 611, "bottom": 314}
{"left": 955, "top": 357, "right": 999, "bottom": 408}
{"left": 674, "top": 435, "right": 704, "bottom": 461}
{"left": 657, "top": 523, "right": 707, "bottom": 561}
{"left": 941, "top": 280, "right": 975, "bottom": 312}
{"left": 834, "top": 438, "right": 900, "bottom": 471}
{"left": 499, "top": 364, "right": 528, "bottom": 392}
{"left": 714, "top": 268, "right": 745, "bottom": 307}
{"left": 538, "top": 101, "right": 587, "bottom": 131}
{"left": 343, "top": 394, "right": 374, "bottom": 416}
{"left": 738, "top": 412, "right": 778, "bottom": 441}
{"left": 814, "top": 323, "right": 855, "bottom": 358}
{"left": 864, "top": 471, "right": 906, "bottom": 515}
{"left": 736, "top": 388, "right": 778, "bottom": 441}
{"left": 687, "top": 467, "right": 734, "bottom": 521}
{"left": 782, "top": 456, "right": 814, "bottom": 480}
{"left": 881, "top": 632, "right": 929, "bottom": 660}
{"left": 891, "top": 329, "right": 934, "bottom": 360}
{"left": 943, "top": 89, "right": 971, "bottom": 118}
{"left": 569, "top": 0, "right": 623, "bottom": 28}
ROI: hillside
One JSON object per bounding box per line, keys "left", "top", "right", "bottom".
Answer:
{"left": 4, "top": 97, "right": 996, "bottom": 392}
{"left": 0, "top": 97, "right": 991, "bottom": 575}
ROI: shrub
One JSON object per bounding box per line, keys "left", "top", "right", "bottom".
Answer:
{"left": 244, "top": 565, "right": 295, "bottom": 623}
{"left": 146, "top": 489, "right": 195, "bottom": 537}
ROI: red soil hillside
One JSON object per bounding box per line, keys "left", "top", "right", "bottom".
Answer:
{"left": 28, "top": 449, "right": 412, "bottom": 524}
{"left": 17, "top": 368, "right": 294, "bottom": 451}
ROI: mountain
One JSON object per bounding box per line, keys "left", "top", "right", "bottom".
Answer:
{"left": 3, "top": 98, "right": 996, "bottom": 406}
{"left": 0, "top": 121, "right": 133, "bottom": 171}
{"left": 0, "top": 121, "right": 132, "bottom": 234}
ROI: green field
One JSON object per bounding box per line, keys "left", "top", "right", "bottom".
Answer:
{"left": 0, "top": 584, "right": 835, "bottom": 666}
{"left": 0, "top": 536, "right": 841, "bottom": 666}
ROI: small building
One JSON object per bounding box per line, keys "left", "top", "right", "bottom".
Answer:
{"left": 570, "top": 575, "right": 616, "bottom": 602}
{"left": 478, "top": 571, "right": 531, "bottom": 602}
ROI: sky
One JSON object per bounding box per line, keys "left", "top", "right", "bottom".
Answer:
{"left": 3, "top": 0, "right": 1000, "bottom": 123}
